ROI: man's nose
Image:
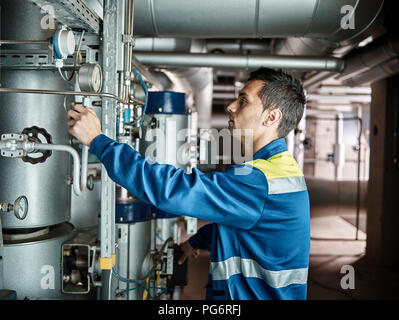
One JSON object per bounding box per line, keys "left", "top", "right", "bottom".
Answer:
{"left": 226, "top": 101, "right": 236, "bottom": 114}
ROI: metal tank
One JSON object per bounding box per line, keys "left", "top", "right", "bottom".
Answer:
{"left": 0, "top": 0, "right": 78, "bottom": 300}
{"left": 114, "top": 199, "right": 152, "bottom": 300}
{"left": 139, "top": 91, "right": 192, "bottom": 246}
{"left": 0, "top": 0, "right": 72, "bottom": 229}
{"left": 0, "top": 70, "right": 72, "bottom": 228}
{"left": 2, "top": 223, "right": 73, "bottom": 299}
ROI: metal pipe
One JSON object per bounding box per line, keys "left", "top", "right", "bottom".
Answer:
{"left": 131, "top": 56, "right": 163, "bottom": 90}
{"left": 343, "top": 58, "right": 399, "bottom": 87}
{"left": 206, "top": 39, "right": 271, "bottom": 54}
{"left": 317, "top": 86, "right": 372, "bottom": 95}
{"left": 306, "top": 94, "right": 371, "bottom": 103}
{"left": 33, "top": 143, "right": 87, "bottom": 196}
{"left": 336, "top": 33, "right": 399, "bottom": 81}
{"left": 303, "top": 71, "right": 338, "bottom": 90}
{"left": 134, "top": 52, "right": 345, "bottom": 72}
{"left": 0, "top": 87, "right": 144, "bottom": 105}
{"left": 0, "top": 40, "right": 48, "bottom": 45}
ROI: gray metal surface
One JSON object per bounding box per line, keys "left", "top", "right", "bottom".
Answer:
{"left": 134, "top": 52, "right": 345, "bottom": 72}
{"left": 132, "top": 0, "right": 385, "bottom": 43}
{"left": 0, "top": 70, "right": 72, "bottom": 228}
{"left": 0, "top": 0, "right": 55, "bottom": 50}
{"left": 70, "top": 178, "right": 101, "bottom": 229}
{"left": 2, "top": 223, "right": 73, "bottom": 300}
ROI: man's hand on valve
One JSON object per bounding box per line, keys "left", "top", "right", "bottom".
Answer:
{"left": 67, "top": 104, "right": 102, "bottom": 146}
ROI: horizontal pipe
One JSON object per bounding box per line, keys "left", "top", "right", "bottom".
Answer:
{"left": 0, "top": 40, "right": 48, "bottom": 45}
{"left": 0, "top": 88, "right": 144, "bottom": 105}
{"left": 134, "top": 52, "right": 345, "bottom": 72}
{"left": 307, "top": 94, "right": 371, "bottom": 103}
{"left": 317, "top": 86, "right": 372, "bottom": 95}
{"left": 213, "top": 84, "right": 237, "bottom": 92}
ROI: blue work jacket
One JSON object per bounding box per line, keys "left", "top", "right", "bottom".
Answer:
{"left": 90, "top": 134, "right": 310, "bottom": 300}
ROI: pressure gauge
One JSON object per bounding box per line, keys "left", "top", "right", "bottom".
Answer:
{"left": 78, "top": 63, "right": 103, "bottom": 93}
{"left": 13, "top": 195, "right": 28, "bottom": 220}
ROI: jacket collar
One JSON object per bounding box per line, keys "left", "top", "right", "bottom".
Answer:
{"left": 252, "top": 137, "right": 287, "bottom": 161}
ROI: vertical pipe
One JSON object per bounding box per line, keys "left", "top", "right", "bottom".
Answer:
{"left": 334, "top": 113, "right": 344, "bottom": 180}
{"left": 355, "top": 115, "right": 363, "bottom": 240}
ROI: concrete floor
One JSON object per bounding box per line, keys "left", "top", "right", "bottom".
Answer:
{"left": 178, "top": 206, "right": 399, "bottom": 300}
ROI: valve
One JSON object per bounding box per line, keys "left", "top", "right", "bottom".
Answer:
{"left": 0, "top": 196, "right": 28, "bottom": 220}
{"left": 21, "top": 126, "right": 53, "bottom": 164}
{"left": 0, "top": 127, "right": 52, "bottom": 164}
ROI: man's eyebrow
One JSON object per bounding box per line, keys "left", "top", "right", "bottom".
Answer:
{"left": 238, "top": 92, "right": 248, "bottom": 97}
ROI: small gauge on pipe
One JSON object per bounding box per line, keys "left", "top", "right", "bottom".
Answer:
{"left": 78, "top": 64, "right": 103, "bottom": 93}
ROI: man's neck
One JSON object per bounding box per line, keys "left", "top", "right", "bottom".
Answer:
{"left": 252, "top": 134, "right": 279, "bottom": 155}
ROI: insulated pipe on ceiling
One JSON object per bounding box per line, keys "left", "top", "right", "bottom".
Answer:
{"left": 335, "top": 33, "right": 399, "bottom": 81}
{"left": 134, "top": 52, "right": 345, "bottom": 72}
{"left": 133, "top": 0, "right": 385, "bottom": 44}
{"left": 342, "top": 58, "right": 399, "bottom": 87}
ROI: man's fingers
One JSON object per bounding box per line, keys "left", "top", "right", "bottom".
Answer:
{"left": 87, "top": 107, "right": 97, "bottom": 115}
{"left": 67, "top": 119, "right": 76, "bottom": 127}
{"left": 67, "top": 109, "right": 81, "bottom": 121}
{"left": 193, "top": 249, "right": 200, "bottom": 259}
{"left": 72, "top": 104, "right": 85, "bottom": 113}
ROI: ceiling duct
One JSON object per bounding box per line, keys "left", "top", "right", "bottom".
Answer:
{"left": 335, "top": 33, "right": 399, "bottom": 81}
{"left": 342, "top": 58, "right": 399, "bottom": 87}
{"left": 133, "top": 0, "right": 385, "bottom": 43}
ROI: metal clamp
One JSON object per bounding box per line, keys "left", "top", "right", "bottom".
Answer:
{"left": 122, "top": 34, "right": 136, "bottom": 46}
{"left": 0, "top": 133, "right": 36, "bottom": 158}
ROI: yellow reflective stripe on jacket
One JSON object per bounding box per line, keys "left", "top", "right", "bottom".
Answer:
{"left": 245, "top": 151, "right": 307, "bottom": 195}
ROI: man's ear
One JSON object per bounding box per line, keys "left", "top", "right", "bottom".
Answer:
{"left": 262, "top": 108, "right": 282, "bottom": 127}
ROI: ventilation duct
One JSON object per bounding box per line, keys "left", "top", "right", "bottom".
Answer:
{"left": 335, "top": 33, "right": 399, "bottom": 81}
{"left": 342, "top": 58, "right": 399, "bottom": 87}
{"left": 133, "top": 0, "right": 385, "bottom": 43}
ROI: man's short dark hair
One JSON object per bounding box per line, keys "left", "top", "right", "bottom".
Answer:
{"left": 248, "top": 67, "right": 306, "bottom": 138}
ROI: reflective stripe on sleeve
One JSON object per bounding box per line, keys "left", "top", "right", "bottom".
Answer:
{"left": 267, "top": 176, "right": 307, "bottom": 195}
{"left": 210, "top": 256, "right": 308, "bottom": 289}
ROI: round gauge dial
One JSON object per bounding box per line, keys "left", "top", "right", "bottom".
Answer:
{"left": 91, "top": 64, "right": 102, "bottom": 93}
{"left": 78, "top": 63, "right": 103, "bottom": 93}
{"left": 13, "top": 195, "right": 28, "bottom": 220}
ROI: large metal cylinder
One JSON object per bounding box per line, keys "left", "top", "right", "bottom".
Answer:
{"left": 0, "top": 0, "right": 55, "bottom": 49}
{"left": 115, "top": 221, "right": 152, "bottom": 300}
{"left": 2, "top": 223, "right": 73, "bottom": 300}
{"left": 0, "top": 70, "right": 72, "bottom": 228}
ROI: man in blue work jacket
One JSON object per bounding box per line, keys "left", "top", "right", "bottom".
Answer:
{"left": 67, "top": 67, "right": 310, "bottom": 300}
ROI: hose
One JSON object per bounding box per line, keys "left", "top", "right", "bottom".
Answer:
{"left": 131, "top": 68, "right": 148, "bottom": 125}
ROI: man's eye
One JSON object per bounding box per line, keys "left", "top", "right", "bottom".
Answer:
{"left": 239, "top": 98, "right": 247, "bottom": 106}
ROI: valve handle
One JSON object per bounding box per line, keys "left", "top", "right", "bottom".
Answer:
{"left": 21, "top": 126, "right": 53, "bottom": 164}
